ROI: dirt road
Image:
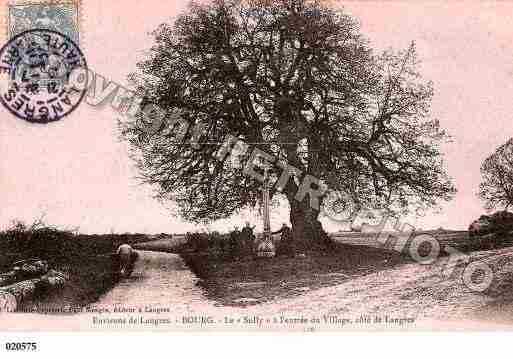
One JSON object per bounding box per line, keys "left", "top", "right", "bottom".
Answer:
{"left": 3, "top": 245, "right": 513, "bottom": 330}
{"left": 89, "top": 250, "right": 439, "bottom": 329}
{"left": 93, "top": 245, "right": 513, "bottom": 329}
{"left": 95, "top": 250, "right": 215, "bottom": 312}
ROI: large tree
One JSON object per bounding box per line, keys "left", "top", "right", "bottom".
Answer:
{"left": 479, "top": 138, "right": 513, "bottom": 210}
{"left": 122, "top": 0, "right": 456, "bottom": 243}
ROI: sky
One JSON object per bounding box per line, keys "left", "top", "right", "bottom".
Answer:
{"left": 1, "top": 0, "right": 513, "bottom": 234}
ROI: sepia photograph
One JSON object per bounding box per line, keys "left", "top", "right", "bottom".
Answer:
{"left": 1, "top": 1, "right": 513, "bottom": 350}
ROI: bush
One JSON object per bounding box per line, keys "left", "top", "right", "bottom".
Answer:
{"left": 490, "top": 211, "right": 513, "bottom": 234}
{"left": 469, "top": 211, "right": 513, "bottom": 238}
{"left": 185, "top": 232, "right": 210, "bottom": 252}
{"left": 183, "top": 230, "right": 256, "bottom": 259}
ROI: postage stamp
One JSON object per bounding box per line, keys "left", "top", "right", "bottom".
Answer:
{"left": 0, "top": 28, "right": 87, "bottom": 122}
{"left": 6, "top": 0, "right": 81, "bottom": 42}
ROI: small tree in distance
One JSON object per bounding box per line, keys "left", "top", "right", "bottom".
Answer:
{"left": 122, "top": 0, "right": 456, "bottom": 245}
{"left": 479, "top": 138, "right": 513, "bottom": 211}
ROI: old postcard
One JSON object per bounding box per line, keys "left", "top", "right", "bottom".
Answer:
{"left": 1, "top": 0, "right": 513, "bottom": 335}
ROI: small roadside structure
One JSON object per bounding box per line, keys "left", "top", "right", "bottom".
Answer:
{"left": 469, "top": 216, "right": 493, "bottom": 237}
{"left": 469, "top": 211, "right": 513, "bottom": 237}
{"left": 468, "top": 210, "right": 513, "bottom": 249}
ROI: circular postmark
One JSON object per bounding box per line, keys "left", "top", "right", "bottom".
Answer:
{"left": 0, "top": 29, "right": 87, "bottom": 123}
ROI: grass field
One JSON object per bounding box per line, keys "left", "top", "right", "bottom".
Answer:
{"left": 172, "top": 229, "right": 513, "bottom": 307}
{"left": 330, "top": 229, "right": 506, "bottom": 254}
{"left": 175, "top": 241, "right": 409, "bottom": 306}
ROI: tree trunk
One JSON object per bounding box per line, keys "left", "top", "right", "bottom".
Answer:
{"left": 0, "top": 291, "right": 17, "bottom": 313}
{"left": 0, "top": 270, "right": 66, "bottom": 312}
{"left": 0, "top": 260, "right": 49, "bottom": 286}
{"left": 0, "top": 271, "right": 19, "bottom": 287}
{"left": 288, "top": 197, "right": 331, "bottom": 252}
{"left": 1, "top": 279, "right": 38, "bottom": 305}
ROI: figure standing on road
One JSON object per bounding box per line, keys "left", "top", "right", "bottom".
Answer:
{"left": 272, "top": 223, "right": 294, "bottom": 257}
{"left": 240, "top": 221, "right": 256, "bottom": 254}
{"left": 229, "top": 226, "right": 241, "bottom": 259}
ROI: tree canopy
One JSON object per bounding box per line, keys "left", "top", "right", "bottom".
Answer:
{"left": 121, "top": 0, "right": 456, "bottom": 238}
{"left": 479, "top": 138, "right": 513, "bottom": 210}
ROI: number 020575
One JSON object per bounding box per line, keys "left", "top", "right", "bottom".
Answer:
{"left": 5, "top": 342, "right": 38, "bottom": 351}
